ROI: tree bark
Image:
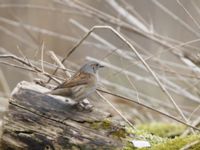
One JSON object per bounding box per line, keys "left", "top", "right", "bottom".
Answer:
{"left": 1, "top": 81, "right": 125, "bottom": 150}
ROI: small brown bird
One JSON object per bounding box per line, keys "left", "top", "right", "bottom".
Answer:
{"left": 48, "top": 61, "right": 104, "bottom": 103}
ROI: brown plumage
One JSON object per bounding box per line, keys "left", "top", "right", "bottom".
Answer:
{"left": 48, "top": 61, "right": 103, "bottom": 102}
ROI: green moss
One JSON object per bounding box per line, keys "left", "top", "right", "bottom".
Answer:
{"left": 92, "top": 121, "right": 200, "bottom": 150}
{"left": 141, "top": 134, "right": 200, "bottom": 150}
{"left": 124, "top": 125, "right": 200, "bottom": 150}
{"left": 90, "top": 119, "right": 112, "bottom": 130}
{"left": 111, "top": 127, "right": 127, "bottom": 138}
{"left": 125, "top": 126, "right": 165, "bottom": 144}
{"left": 123, "top": 142, "right": 137, "bottom": 150}
{"left": 90, "top": 119, "right": 127, "bottom": 138}
{"left": 124, "top": 135, "right": 200, "bottom": 150}
{"left": 90, "top": 122, "right": 100, "bottom": 130}
{"left": 101, "top": 119, "right": 112, "bottom": 129}
{"left": 136, "top": 122, "right": 186, "bottom": 137}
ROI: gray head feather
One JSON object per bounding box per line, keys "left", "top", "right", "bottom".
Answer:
{"left": 80, "top": 61, "right": 104, "bottom": 74}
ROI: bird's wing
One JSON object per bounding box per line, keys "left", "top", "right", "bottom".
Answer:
{"left": 54, "top": 72, "right": 94, "bottom": 90}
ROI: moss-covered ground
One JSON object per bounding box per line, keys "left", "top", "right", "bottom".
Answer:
{"left": 124, "top": 122, "right": 200, "bottom": 150}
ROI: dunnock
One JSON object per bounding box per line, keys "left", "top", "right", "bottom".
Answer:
{"left": 48, "top": 61, "right": 104, "bottom": 104}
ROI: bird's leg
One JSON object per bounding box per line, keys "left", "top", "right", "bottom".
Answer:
{"left": 74, "top": 99, "right": 93, "bottom": 112}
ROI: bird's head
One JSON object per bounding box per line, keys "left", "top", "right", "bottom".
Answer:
{"left": 80, "top": 61, "right": 104, "bottom": 74}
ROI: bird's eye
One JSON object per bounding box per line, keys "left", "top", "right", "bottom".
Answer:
{"left": 91, "top": 64, "right": 98, "bottom": 67}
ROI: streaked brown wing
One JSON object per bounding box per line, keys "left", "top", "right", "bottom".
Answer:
{"left": 48, "top": 88, "right": 73, "bottom": 97}
{"left": 54, "top": 72, "right": 93, "bottom": 90}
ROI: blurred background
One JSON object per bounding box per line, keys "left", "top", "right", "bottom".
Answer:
{"left": 0, "top": 0, "right": 200, "bottom": 129}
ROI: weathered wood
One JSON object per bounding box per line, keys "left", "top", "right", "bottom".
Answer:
{"left": 1, "top": 81, "right": 126, "bottom": 150}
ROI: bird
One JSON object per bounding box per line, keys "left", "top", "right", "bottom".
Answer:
{"left": 47, "top": 61, "right": 104, "bottom": 103}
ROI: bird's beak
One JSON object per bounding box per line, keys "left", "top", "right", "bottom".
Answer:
{"left": 99, "top": 65, "right": 104, "bottom": 68}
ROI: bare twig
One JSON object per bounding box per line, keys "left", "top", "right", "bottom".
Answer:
{"left": 97, "top": 91, "right": 135, "bottom": 129}
{"left": 177, "top": 0, "right": 200, "bottom": 30}
{"left": 97, "top": 89, "right": 200, "bottom": 131}
{"left": 106, "top": 0, "right": 149, "bottom": 32}
{"left": 48, "top": 51, "right": 71, "bottom": 78}
{"left": 0, "top": 25, "right": 37, "bottom": 49}
{"left": 47, "top": 25, "right": 188, "bottom": 124}
{"left": 46, "top": 25, "right": 114, "bottom": 83}
{"left": 41, "top": 42, "right": 45, "bottom": 73}
{"left": 69, "top": 0, "right": 199, "bottom": 51}
{"left": 1, "top": 54, "right": 199, "bottom": 130}
{"left": 70, "top": 19, "right": 199, "bottom": 102}
{"left": 0, "top": 70, "right": 10, "bottom": 96}
{"left": 180, "top": 140, "right": 200, "bottom": 150}
{"left": 0, "top": 61, "right": 35, "bottom": 72}
{"left": 0, "top": 54, "right": 60, "bottom": 83}
{"left": 70, "top": 20, "right": 200, "bottom": 104}
{"left": 0, "top": 4, "right": 87, "bottom": 16}
{"left": 182, "top": 115, "right": 200, "bottom": 136}
{"left": 0, "top": 61, "right": 65, "bottom": 82}
{"left": 119, "top": 0, "right": 150, "bottom": 28}
{"left": 94, "top": 26, "right": 189, "bottom": 125}
{"left": 151, "top": 0, "right": 200, "bottom": 37}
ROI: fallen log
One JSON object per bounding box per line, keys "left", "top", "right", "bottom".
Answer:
{"left": 1, "top": 81, "right": 127, "bottom": 150}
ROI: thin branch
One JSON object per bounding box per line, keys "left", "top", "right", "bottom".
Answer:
{"left": 0, "top": 54, "right": 60, "bottom": 83}
{"left": 97, "top": 91, "right": 135, "bottom": 129}
{"left": 151, "top": 0, "right": 200, "bottom": 37}
{"left": 46, "top": 25, "right": 114, "bottom": 83}
{"left": 97, "top": 89, "right": 200, "bottom": 131}
{"left": 96, "top": 26, "right": 191, "bottom": 124}
{"left": 0, "top": 4, "right": 88, "bottom": 16}
{"left": 0, "top": 61, "right": 35, "bottom": 72}
{"left": 119, "top": 0, "right": 150, "bottom": 28}
{"left": 41, "top": 42, "right": 45, "bottom": 73}
{"left": 87, "top": 56, "right": 200, "bottom": 104}
{"left": 177, "top": 0, "right": 200, "bottom": 30}
{"left": 106, "top": 0, "right": 149, "bottom": 33}
{"left": 0, "top": 61, "right": 65, "bottom": 82}
{"left": 48, "top": 51, "right": 71, "bottom": 78}
{"left": 47, "top": 25, "right": 189, "bottom": 124}
{"left": 180, "top": 140, "right": 200, "bottom": 150}
{"left": 70, "top": 0, "right": 199, "bottom": 51}
{"left": 69, "top": 20, "right": 200, "bottom": 104}
{"left": 0, "top": 70, "right": 10, "bottom": 96}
